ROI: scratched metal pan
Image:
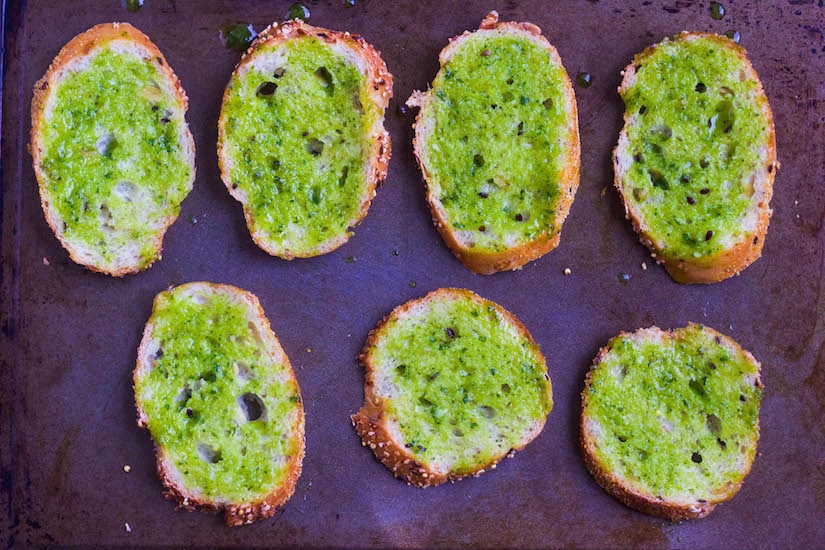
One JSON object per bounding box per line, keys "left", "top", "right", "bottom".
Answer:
{"left": 1, "top": 0, "right": 823, "bottom": 547}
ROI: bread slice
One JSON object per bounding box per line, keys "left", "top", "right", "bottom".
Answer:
{"left": 407, "top": 11, "right": 580, "bottom": 274}
{"left": 614, "top": 32, "right": 777, "bottom": 284}
{"left": 134, "top": 282, "right": 305, "bottom": 526}
{"left": 580, "top": 323, "right": 763, "bottom": 520}
{"left": 352, "top": 288, "right": 553, "bottom": 486}
{"left": 31, "top": 23, "right": 195, "bottom": 276}
{"left": 218, "top": 19, "right": 392, "bottom": 259}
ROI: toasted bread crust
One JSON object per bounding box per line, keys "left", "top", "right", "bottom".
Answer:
{"left": 352, "top": 287, "right": 551, "bottom": 487}
{"left": 408, "top": 11, "right": 580, "bottom": 275}
{"left": 134, "top": 282, "right": 305, "bottom": 526}
{"left": 31, "top": 23, "right": 196, "bottom": 277}
{"left": 614, "top": 32, "right": 777, "bottom": 284}
{"left": 217, "top": 20, "right": 392, "bottom": 259}
{"left": 580, "top": 324, "right": 762, "bottom": 520}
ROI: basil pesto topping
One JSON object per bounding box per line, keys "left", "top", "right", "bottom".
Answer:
{"left": 39, "top": 45, "right": 192, "bottom": 265}
{"left": 221, "top": 36, "right": 378, "bottom": 255}
{"left": 621, "top": 35, "right": 770, "bottom": 260}
{"left": 372, "top": 292, "right": 552, "bottom": 473}
{"left": 136, "top": 287, "right": 301, "bottom": 500}
{"left": 421, "top": 33, "right": 575, "bottom": 251}
{"left": 585, "top": 325, "right": 761, "bottom": 499}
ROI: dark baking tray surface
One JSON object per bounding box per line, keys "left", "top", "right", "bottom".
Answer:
{"left": 2, "top": 0, "right": 824, "bottom": 547}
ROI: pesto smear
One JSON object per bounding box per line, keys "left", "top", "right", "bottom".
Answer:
{"left": 39, "top": 44, "right": 192, "bottom": 265}
{"left": 135, "top": 286, "right": 301, "bottom": 500}
{"left": 621, "top": 35, "right": 770, "bottom": 260}
{"left": 585, "top": 325, "right": 761, "bottom": 499}
{"left": 222, "top": 36, "right": 378, "bottom": 255}
{"left": 422, "top": 33, "right": 574, "bottom": 251}
{"left": 372, "top": 292, "right": 552, "bottom": 473}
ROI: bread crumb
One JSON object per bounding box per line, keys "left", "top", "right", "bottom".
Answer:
{"left": 125, "top": 523, "right": 131, "bottom": 533}
{"left": 43, "top": 257, "right": 50, "bottom": 266}
{"left": 306, "top": 348, "right": 311, "bottom": 353}
{"left": 123, "top": 465, "right": 131, "bottom": 473}
{"left": 563, "top": 268, "right": 571, "bottom": 275}
{"left": 641, "top": 262, "right": 647, "bottom": 270}
{"left": 600, "top": 187, "right": 607, "bottom": 197}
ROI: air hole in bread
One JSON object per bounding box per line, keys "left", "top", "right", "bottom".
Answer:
{"left": 648, "top": 169, "right": 669, "bottom": 190}
{"left": 309, "top": 185, "right": 325, "bottom": 205}
{"left": 175, "top": 383, "right": 192, "bottom": 404}
{"left": 717, "top": 438, "right": 727, "bottom": 451}
{"left": 473, "top": 154, "right": 485, "bottom": 167}
{"left": 314, "top": 67, "right": 334, "bottom": 91}
{"left": 706, "top": 413, "right": 722, "bottom": 435}
{"left": 96, "top": 133, "right": 117, "bottom": 157}
{"left": 352, "top": 91, "right": 363, "bottom": 113}
{"left": 542, "top": 97, "right": 554, "bottom": 110}
{"left": 501, "top": 383, "right": 511, "bottom": 394}
{"left": 196, "top": 442, "right": 222, "bottom": 463}
{"left": 273, "top": 67, "right": 286, "bottom": 79}
{"left": 256, "top": 81, "right": 278, "bottom": 97}
{"left": 651, "top": 123, "right": 672, "bottom": 141}
{"left": 691, "top": 452, "right": 703, "bottom": 463}
{"left": 234, "top": 362, "right": 254, "bottom": 382}
{"left": 339, "top": 166, "right": 349, "bottom": 187}
{"left": 688, "top": 379, "right": 706, "bottom": 397}
{"left": 99, "top": 204, "right": 113, "bottom": 225}
{"left": 307, "top": 138, "right": 325, "bottom": 156}
{"left": 479, "top": 405, "right": 496, "bottom": 419}
{"left": 114, "top": 181, "right": 138, "bottom": 203}
{"left": 247, "top": 321, "right": 262, "bottom": 343}
{"left": 239, "top": 392, "right": 266, "bottom": 422}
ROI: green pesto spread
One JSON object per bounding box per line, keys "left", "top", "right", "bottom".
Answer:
{"left": 422, "top": 33, "right": 574, "bottom": 251}
{"left": 135, "top": 286, "right": 301, "bottom": 501}
{"left": 621, "top": 35, "right": 770, "bottom": 260}
{"left": 40, "top": 44, "right": 192, "bottom": 265}
{"left": 221, "top": 36, "right": 378, "bottom": 255}
{"left": 585, "top": 325, "right": 761, "bottom": 500}
{"left": 372, "top": 293, "right": 552, "bottom": 473}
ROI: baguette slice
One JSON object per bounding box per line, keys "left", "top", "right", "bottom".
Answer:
{"left": 580, "top": 324, "right": 763, "bottom": 520}
{"left": 218, "top": 19, "right": 392, "bottom": 259}
{"left": 352, "top": 288, "right": 553, "bottom": 486}
{"left": 134, "top": 283, "right": 305, "bottom": 526}
{"left": 31, "top": 23, "right": 195, "bottom": 276}
{"left": 408, "top": 11, "right": 580, "bottom": 274}
{"left": 614, "top": 32, "right": 777, "bottom": 284}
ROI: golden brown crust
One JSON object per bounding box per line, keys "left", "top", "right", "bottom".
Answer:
{"left": 613, "top": 32, "right": 777, "bottom": 284}
{"left": 217, "top": 19, "right": 393, "bottom": 259}
{"left": 30, "top": 22, "right": 195, "bottom": 277}
{"left": 134, "top": 282, "right": 305, "bottom": 526}
{"left": 579, "top": 324, "right": 762, "bottom": 520}
{"left": 352, "top": 287, "right": 551, "bottom": 487}
{"left": 408, "top": 11, "right": 580, "bottom": 275}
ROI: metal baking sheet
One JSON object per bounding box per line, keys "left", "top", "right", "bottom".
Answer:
{"left": 2, "top": 0, "right": 823, "bottom": 547}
